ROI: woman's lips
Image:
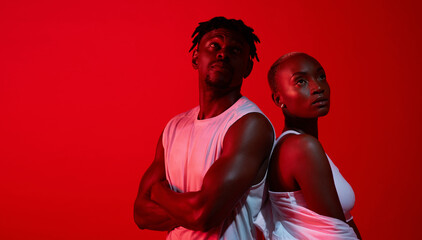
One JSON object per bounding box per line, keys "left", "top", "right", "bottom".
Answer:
{"left": 312, "top": 98, "right": 329, "bottom": 106}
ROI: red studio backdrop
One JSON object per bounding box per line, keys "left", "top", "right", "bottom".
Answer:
{"left": 1, "top": 0, "right": 421, "bottom": 239}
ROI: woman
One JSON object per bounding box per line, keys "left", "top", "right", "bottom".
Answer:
{"left": 262, "top": 52, "right": 361, "bottom": 239}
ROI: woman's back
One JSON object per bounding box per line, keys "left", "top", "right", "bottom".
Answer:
{"left": 266, "top": 130, "right": 357, "bottom": 239}
{"left": 263, "top": 52, "right": 361, "bottom": 239}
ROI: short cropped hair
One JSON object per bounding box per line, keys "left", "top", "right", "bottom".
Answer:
{"left": 267, "top": 52, "right": 305, "bottom": 93}
{"left": 189, "top": 16, "right": 260, "bottom": 62}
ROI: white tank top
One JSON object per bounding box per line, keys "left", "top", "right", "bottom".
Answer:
{"left": 255, "top": 130, "right": 357, "bottom": 240}
{"left": 162, "top": 96, "right": 274, "bottom": 240}
{"left": 275, "top": 130, "right": 355, "bottom": 220}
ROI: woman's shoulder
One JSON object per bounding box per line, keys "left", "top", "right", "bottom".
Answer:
{"left": 276, "top": 133, "right": 326, "bottom": 166}
{"left": 278, "top": 132, "right": 323, "bottom": 152}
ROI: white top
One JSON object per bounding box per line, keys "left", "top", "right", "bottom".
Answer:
{"left": 256, "top": 130, "right": 358, "bottom": 240}
{"left": 162, "top": 96, "right": 274, "bottom": 240}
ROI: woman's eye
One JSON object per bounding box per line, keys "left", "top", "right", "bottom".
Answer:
{"left": 319, "top": 74, "right": 326, "bottom": 81}
{"left": 296, "top": 79, "right": 306, "bottom": 85}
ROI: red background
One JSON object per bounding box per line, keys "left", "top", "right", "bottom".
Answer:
{"left": 1, "top": 0, "right": 421, "bottom": 239}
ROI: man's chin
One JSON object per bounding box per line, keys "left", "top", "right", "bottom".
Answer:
{"left": 205, "top": 76, "right": 232, "bottom": 89}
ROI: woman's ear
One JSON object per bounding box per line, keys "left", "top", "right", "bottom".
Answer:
{"left": 192, "top": 49, "right": 199, "bottom": 70}
{"left": 272, "top": 92, "right": 282, "bottom": 107}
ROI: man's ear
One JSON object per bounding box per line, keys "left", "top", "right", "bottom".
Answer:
{"left": 243, "top": 59, "right": 253, "bottom": 78}
{"left": 272, "top": 92, "right": 282, "bottom": 107}
{"left": 192, "top": 49, "right": 199, "bottom": 70}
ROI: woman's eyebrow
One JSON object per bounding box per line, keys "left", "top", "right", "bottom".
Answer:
{"left": 291, "top": 72, "right": 307, "bottom": 77}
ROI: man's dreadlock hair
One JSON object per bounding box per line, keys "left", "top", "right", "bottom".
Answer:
{"left": 189, "top": 16, "right": 260, "bottom": 62}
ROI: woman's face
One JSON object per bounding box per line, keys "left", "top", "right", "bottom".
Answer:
{"left": 274, "top": 54, "right": 330, "bottom": 118}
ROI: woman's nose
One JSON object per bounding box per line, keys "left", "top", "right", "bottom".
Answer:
{"left": 311, "top": 80, "right": 324, "bottom": 94}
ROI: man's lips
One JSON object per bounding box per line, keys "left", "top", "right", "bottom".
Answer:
{"left": 211, "top": 62, "right": 232, "bottom": 71}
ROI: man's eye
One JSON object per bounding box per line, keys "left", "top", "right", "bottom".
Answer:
{"left": 232, "top": 48, "right": 241, "bottom": 54}
{"left": 319, "top": 74, "right": 326, "bottom": 81}
{"left": 210, "top": 43, "right": 219, "bottom": 48}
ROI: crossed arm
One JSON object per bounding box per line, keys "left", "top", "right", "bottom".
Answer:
{"left": 134, "top": 113, "right": 274, "bottom": 232}
{"left": 133, "top": 133, "right": 180, "bottom": 231}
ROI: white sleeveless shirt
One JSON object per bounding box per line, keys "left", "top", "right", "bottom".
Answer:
{"left": 162, "top": 96, "right": 274, "bottom": 240}
{"left": 256, "top": 130, "right": 358, "bottom": 240}
{"left": 273, "top": 130, "right": 355, "bottom": 220}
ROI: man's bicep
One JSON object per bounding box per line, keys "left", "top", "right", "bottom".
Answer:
{"left": 137, "top": 133, "right": 166, "bottom": 196}
{"left": 222, "top": 113, "right": 273, "bottom": 175}
{"left": 146, "top": 114, "right": 274, "bottom": 231}
{"left": 199, "top": 113, "right": 274, "bottom": 221}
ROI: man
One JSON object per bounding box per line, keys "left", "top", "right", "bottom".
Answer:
{"left": 134, "top": 16, "right": 274, "bottom": 239}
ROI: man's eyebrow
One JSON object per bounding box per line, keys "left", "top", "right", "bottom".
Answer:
{"left": 207, "top": 34, "right": 224, "bottom": 41}
{"left": 207, "top": 34, "right": 244, "bottom": 45}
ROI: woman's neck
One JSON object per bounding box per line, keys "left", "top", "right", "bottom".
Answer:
{"left": 283, "top": 115, "right": 319, "bottom": 139}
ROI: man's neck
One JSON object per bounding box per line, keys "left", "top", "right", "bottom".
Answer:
{"left": 197, "top": 88, "right": 242, "bottom": 120}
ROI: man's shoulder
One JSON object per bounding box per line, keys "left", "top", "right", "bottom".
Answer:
{"left": 236, "top": 96, "right": 261, "bottom": 111}
{"left": 230, "top": 112, "right": 274, "bottom": 136}
{"left": 224, "top": 97, "right": 275, "bottom": 144}
{"left": 233, "top": 96, "right": 273, "bottom": 130}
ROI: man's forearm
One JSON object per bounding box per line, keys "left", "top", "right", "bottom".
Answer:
{"left": 133, "top": 132, "right": 181, "bottom": 231}
{"left": 150, "top": 181, "right": 218, "bottom": 231}
{"left": 134, "top": 196, "right": 180, "bottom": 231}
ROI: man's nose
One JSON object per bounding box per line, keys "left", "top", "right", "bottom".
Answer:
{"left": 217, "top": 48, "right": 228, "bottom": 60}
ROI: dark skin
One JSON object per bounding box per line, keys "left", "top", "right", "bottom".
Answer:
{"left": 133, "top": 133, "right": 179, "bottom": 231}
{"left": 193, "top": 28, "right": 253, "bottom": 119}
{"left": 134, "top": 28, "right": 274, "bottom": 232}
{"left": 268, "top": 53, "right": 361, "bottom": 239}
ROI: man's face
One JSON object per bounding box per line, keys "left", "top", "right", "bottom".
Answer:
{"left": 193, "top": 28, "right": 252, "bottom": 89}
